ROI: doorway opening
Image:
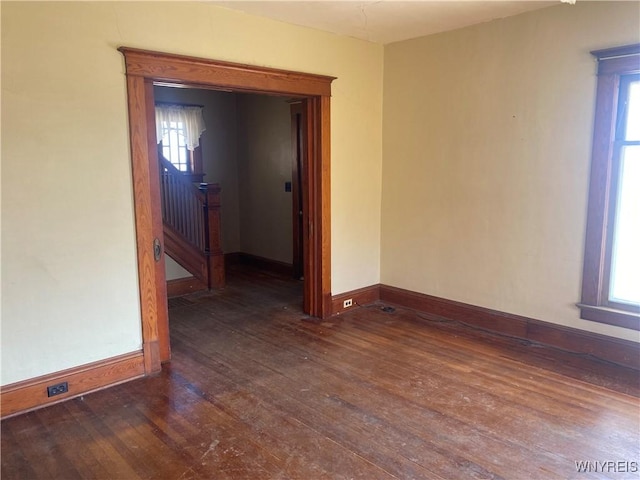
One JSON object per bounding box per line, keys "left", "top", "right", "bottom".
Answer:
{"left": 157, "top": 85, "right": 305, "bottom": 307}
{"left": 119, "top": 47, "right": 335, "bottom": 375}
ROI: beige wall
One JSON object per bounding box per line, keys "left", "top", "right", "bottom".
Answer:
{"left": 1, "top": 1, "right": 383, "bottom": 385}
{"left": 2, "top": 2, "right": 144, "bottom": 386}
{"left": 237, "top": 94, "right": 294, "bottom": 264}
{"left": 165, "top": 256, "right": 191, "bottom": 282}
{"left": 381, "top": 1, "right": 640, "bottom": 342}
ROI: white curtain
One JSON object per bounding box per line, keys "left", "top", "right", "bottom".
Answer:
{"left": 155, "top": 105, "right": 206, "bottom": 151}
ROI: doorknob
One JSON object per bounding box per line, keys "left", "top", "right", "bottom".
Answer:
{"left": 153, "top": 238, "right": 162, "bottom": 262}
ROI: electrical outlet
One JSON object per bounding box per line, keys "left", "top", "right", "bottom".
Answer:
{"left": 47, "top": 382, "right": 68, "bottom": 397}
{"left": 343, "top": 298, "right": 353, "bottom": 308}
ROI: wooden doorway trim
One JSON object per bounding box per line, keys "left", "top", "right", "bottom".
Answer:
{"left": 290, "top": 102, "right": 304, "bottom": 281}
{"left": 119, "top": 47, "right": 335, "bottom": 374}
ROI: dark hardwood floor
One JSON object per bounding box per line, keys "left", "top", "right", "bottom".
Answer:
{"left": 2, "top": 265, "right": 639, "bottom": 479}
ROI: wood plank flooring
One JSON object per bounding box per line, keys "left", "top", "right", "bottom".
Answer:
{"left": 2, "top": 265, "right": 639, "bottom": 479}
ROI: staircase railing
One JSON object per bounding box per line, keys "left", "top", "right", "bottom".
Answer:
{"left": 160, "top": 156, "right": 206, "bottom": 250}
{"left": 159, "top": 155, "right": 225, "bottom": 289}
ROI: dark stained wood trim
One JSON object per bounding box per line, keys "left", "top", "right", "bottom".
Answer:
{"left": 119, "top": 47, "right": 335, "bottom": 97}
{"left": 203, "top": 183, "right": 225, "bottom": 289}
{"left": 290, "top": 102, "right": 304, "bottom": 280}
{"left": 0, "top": 351, "right": 145, "bottom": 419}
{"left": 592, "top": 44, "right": 640, "bottom": 76}
{"left": 144, "top": 78, "right": 171, "bottom": 364}
{"left": 166, "top": 276, "right": 207, "bottom": 298}
{"left": 163, "top": 223, "right": 208, "bottom": 283}
{"left": 380, "top": 285, "right": 527, "bottom": 338}
{"left": 331, "top": 284, "right": 381, "bottom": 315}
{"left": 301, "top": 98, "right": 314, "bottom": 314}
{"left": 125, "top": 75, "right": 166, "bottom": 372}
{"left": 319, "top": 96, "right": 332, "bottom": 318}
{"left": 577, "top": 303, "right": 640, "bottom": 331}
{"left": 525, "top": 320, "right": 639, "bottom": 370}
{"left": 581, "top": 73, "right": 617, "bottom": 309}
{"left": 119, "top": 47, "right": 335, "bottom": 376}
{"left": 580, "top": 44, "right": 640, "bottom": 331}
{"left": 225, "top": 252, "right": 294, "bottom": 278}
{"left": 379, "top": 285, "right": 640, "bottom": 370}
{"left": 597, "top": 55, "right": 640, "bottom": 76}
{"left": 592, "top": 43, "right": 640, "bottom": 60}
{"left": 299, "top": 96, "right": 332, "bottom": 318}
{"left": 145, "top": 79, "right": 172, "bottom": 364}
{"left": 224, "top": 251, "right": 242, "bottom": 268}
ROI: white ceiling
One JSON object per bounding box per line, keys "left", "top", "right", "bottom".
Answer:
{"left": 212, "top": 1, "right": 558, "bottom": 45}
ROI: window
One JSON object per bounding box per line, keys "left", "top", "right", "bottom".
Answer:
{"left": 155, "top": 103, "right": 206, "bottom": 182}
{"left": 579, "top": 44, "right": 640, "bottom": 330}
{"left": 159, "top": 120, "right": 190, "bottom": 172}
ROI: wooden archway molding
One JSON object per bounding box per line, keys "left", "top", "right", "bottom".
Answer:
{"left": 119, "top": 47, "right": 335, "bottom": 374}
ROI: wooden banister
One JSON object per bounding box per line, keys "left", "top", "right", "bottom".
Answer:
{"left": 159, "top": 156, "right": 203, "bottom": 197}
{"left": 163, "top": 224, "right": 208, "bottom": 284}
{"left": 200, "top": 184, "right": 225, "bottom": 289}
{"left": 159, "top": 154, "right": 225, "bottom": 289}
{"left": 159, "top": 155, "right": 206, "bottom": 251}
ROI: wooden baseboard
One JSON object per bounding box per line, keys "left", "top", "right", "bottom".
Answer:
{"left": 225, "top": 252, "right": 294, "bottom": 278}
{"left": 166, "top": 276, "right": 207, "bottom": 298}
{"left": 0, "top": 351, "right": 145, "bottom": 419}
{"left": 224, "top": 252, "right": 242, "bottom": 267}
{"left": 331, "top": 284, "right": 381, "bottom": 315}
{"left": 380, "top": 285, "right": 528, "bottom": 337}
{"left": 379, "top": 285, "right": 639, "bottom": 370}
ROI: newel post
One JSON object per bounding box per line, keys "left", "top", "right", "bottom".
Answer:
{"left": 200, "top": 183, "right": 225, "bottom": 289}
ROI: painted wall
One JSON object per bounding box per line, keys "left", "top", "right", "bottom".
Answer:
{"left": 237, "top": 94, "right": 294, "bottom": 264}
{"left": 381, "top": 1, "right": 640, "bottom": 342}
{"left": 1, "top": 1, "right": 383, "bottom": 385}
{"left": 165, "top": 256, "right": 191, "bottom": 282}
{"left": 2, "top": 3, "right": 143, "bottom": 386}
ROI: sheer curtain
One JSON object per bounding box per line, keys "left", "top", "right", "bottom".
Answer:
{"left": 155, "top": 104, "right": 206, "bottom": 151}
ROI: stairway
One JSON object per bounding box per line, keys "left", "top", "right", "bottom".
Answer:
{"left": 159, "top": 155, "right": 225, "bottom": 289}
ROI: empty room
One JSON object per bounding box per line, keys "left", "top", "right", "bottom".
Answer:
{"left": 1, "top": 1, "right": 639, "bottom": 478}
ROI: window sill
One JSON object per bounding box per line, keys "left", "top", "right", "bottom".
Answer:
{"left": 577, "top": 303, "right": 640, "bottom": 331}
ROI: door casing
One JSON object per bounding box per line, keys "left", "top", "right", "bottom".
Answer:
{"left": 119, "top": 47, "right": 335, "bottom": 374}
{"left": 290, "top": 102, "right": 304, "bottom": 280}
